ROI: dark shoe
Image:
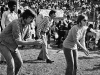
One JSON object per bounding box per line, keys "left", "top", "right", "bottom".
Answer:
{"left": 37, "top": 57, "right": 44, "bottom": 60}
{"left": 0, "top": 61, "right": 6, "bottom": 64}
{"left": 46, "top": 59, "right": 54, "bottom": 63}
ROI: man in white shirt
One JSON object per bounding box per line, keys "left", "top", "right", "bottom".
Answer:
{"left": 1, "top": 0, "right": 18, "bottom": 30}
{"left": 1, "top": 0, "right": 18, "bottom": 63}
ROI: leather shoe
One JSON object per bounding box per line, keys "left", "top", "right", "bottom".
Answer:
{"left": 46, "top": 59, "right": 54, "bottom": 63}
{"left": 0, "top": 61, "right": 6, "bottom": 64}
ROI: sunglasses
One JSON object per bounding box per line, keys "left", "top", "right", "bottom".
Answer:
{"left": 83, "top": 19, "right": 88, "bottom": 22}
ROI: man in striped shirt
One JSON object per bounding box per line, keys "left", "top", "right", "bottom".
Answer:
{"left": 36, "top": 10, "right": 56, "bottom": 63}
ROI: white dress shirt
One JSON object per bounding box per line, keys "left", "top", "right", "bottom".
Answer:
{"left": 1, "top": 10, "right": 18, "bottom": 30}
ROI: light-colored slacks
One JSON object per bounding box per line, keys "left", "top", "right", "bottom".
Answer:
{"left": 38, "top": 33, "right": 49, "bottom": 60}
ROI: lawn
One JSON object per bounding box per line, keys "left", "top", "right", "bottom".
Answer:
{"left": 1, "top": 47, "right": 100, "bottom": 75}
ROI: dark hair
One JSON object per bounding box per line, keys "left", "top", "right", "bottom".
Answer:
{"left": 8, "top": 0, "right": 17, "bottom": 8}
{"left": 77, "top": 15, "right": 85, "bottom": 24}
{"left": 82, "top": 7, "right": 86, "bottom": 10}
{"left": 99, "top": 25, "right": 100, "bottom": 30}
{"left": 49, "top": 10, "right": 56, "bottom": 16}
{"left": 67, "top": 15, "right": 70, "bottom": 18}
{"left": 21, "top": 9, "right": 36, "bottom": 19}
{"left": 18, "top": 9, "right": 21, "bottom": 14}
{"left": 89, "top": 24, "right": 93, "bottom": 28}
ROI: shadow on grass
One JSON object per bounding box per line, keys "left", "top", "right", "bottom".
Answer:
{"left": 79, "top": 56, "right": 100, "bottom": 60}
{"left": 18, "top": 44, "right": 62, "bottom": 51}
{"left": 18, "top": 46, "right": 42, "bottom": 50}
{"left": 23, "top": 59, "right": 46, "bottom": 63}
{"left": 89, "top": 50, "right": 100, "bottom": 55}
{"left": 85, "top": 64, "right": 100, "bottom": 71}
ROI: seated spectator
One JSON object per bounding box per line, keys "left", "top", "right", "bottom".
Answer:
{"left": 85, "top": 24, "right": 97, "bottom": 49}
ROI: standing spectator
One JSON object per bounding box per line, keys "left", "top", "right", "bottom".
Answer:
{"left": 36, "top": 10, "right": 56, "bottom": 63}
{"left": 29, "top": 20, "right": 36, "bottom": 39}
{"left": 0, "top": 9, "right": 43, "bottom": 75}
{"left": 0, "top": 5, "right": 8, "bottom": 32}
{"left": 96, "top": 25, "right": 100, "bottom": 49}
{"left": 0, "top": 0, "right": 18, "bottom": 63}
{"left": 1, "top": 0, "right": 18, "bottom": 30}
{"left": 78, "top": 6, "right": 87, "bottom": 16}
{"left": 63, "top": 15, "right": 89, "bottom": 75}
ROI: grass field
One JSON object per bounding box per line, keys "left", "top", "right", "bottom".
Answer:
{"left": 0, "top": 46, "right": 100, "bottom": 75}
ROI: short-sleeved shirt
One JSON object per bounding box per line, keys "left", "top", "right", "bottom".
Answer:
{"left": 0, "top": 18, "right": 26, "bottom": 51}
{"left": 63, "top": 25, "right": 87, "bottom": 50}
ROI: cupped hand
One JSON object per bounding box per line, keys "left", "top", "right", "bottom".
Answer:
{"left": 84, "top": 49, "right": 89, "bottom": 56}
{"left": 35, "top": 39, "right": 43, "bottom": 45}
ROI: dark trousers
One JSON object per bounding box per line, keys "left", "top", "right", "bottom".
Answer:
{"left": 63, "top": 47, "right": 78, "bottom": 75}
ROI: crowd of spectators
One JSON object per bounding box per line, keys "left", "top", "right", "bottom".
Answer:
{"left": 0, "top": 0, "right": 100, "bottom": 50}
{"left": 1, "top": 1, "right": 100, "bottom": 75}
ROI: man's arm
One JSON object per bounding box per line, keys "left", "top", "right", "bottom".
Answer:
{"left": 12, "top": 23, "right": 43, "bottom": 45}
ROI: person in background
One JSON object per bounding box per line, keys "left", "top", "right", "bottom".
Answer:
{"left": 1, "top": 5, "right": 5, "bottom": 18}
{"left": 85, "top": 24, "right": 96, "bottom": 48}
{"left": 36, "top": 10, "right": 56, "bottom": 63}
{"left": 78, "top": 6, "right": 87, "bottom": 16}
{"left": 18, "top": 9, "right": 22, "bottom": 18}
{"left": 0, "top": 9, "right": 43, "bottom": 75}
{"left": 0, "top": 5, "right": 6, "bottom": 63}
{"left": 1, "top": 0, "right": 18, "bottom": 30}
{"left": 1, "top": 0, "right": 18, "bottom": 64}
{"left": 96, "top": 25, "right": 100, "bottom": 49}
{"left": 63, "top": 15, "right": 89, "bottom": 75}
{"left": 63, "top": 15, "right": 73, "bottom": 38}
{"left": 0, "top": 5, "right": 8, "bottom": 32}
